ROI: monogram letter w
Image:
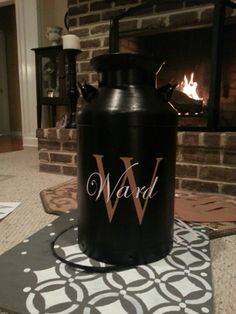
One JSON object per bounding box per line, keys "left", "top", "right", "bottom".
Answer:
{"left": 87, "top": 155, "right": 163, "bottom": 224}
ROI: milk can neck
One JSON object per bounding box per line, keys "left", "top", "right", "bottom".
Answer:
{"left": 91, "top": 53, "right": 158, "bottom": 88}
{"left": 97, "top": 69, "right": 154, "bottom": 87}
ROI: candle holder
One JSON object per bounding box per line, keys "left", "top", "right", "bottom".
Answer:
{"left": 64, "top": 48, "right": 81, "bottom": 128}
{"left": 62, "top": 34, "right": 81, "bottom": 128}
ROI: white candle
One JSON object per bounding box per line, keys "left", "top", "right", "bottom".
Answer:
{"left": 62, "top": 34, "right": 80, "bottom": 50}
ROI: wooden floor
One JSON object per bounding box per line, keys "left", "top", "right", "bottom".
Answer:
{"left": 0, "top": 135, "right": 23, "bottom": 153}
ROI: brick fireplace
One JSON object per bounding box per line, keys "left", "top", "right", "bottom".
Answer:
{"left": 37, "top": 128, "right": 236, "bottom": 196}
{"left": 68, "top": 0, "right": 236, "bottom": 130}
{"left": 36, "top": 0, "right": 236, "bottom": 196}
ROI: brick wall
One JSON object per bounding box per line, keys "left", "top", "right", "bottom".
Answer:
{"left": 36, "top": 128, "right": 236, "bottom": 197}
{"left": 36, "top": 128, "right": 77, "bottom": 176}
{"left": 176, "top": 132, "right": 236, "bottom": 196}
{"left": 67, "top": 0, "right": 235, "bottom": 86}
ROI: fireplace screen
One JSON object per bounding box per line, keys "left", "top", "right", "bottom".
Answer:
{"left": 120, "top": 23, "right": 236, "bottom": 130}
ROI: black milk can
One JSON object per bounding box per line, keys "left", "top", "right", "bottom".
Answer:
{"left": 77, "top": 53, "right": 178, "bottom": 266}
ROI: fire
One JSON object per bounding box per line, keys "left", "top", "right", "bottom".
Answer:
{"left": 180, "top": 72, "right": 202, "bottom": 100}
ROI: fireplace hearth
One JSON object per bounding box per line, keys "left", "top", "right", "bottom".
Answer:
{"left": 36, "top": 128, "right": 236, "bottom": 196}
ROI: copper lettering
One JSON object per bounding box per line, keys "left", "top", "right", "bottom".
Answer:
{"left": 86, "top": 155, "right": 163, "bottom": 224}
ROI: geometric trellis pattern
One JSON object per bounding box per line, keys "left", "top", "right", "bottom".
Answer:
{"left": 0, "top": 211, "right": 213, "bottom": 314}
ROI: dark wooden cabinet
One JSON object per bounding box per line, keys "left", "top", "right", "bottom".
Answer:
{"left": 33, "top": 46, "right": 69, "bottom": 128}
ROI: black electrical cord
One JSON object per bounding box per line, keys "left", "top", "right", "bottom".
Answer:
{"left": 51, "top": 225, "right": 131, "bottom": 273}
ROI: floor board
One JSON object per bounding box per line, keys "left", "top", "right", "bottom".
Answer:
{"left": 0, "top": 135, "right": 23, "bottom": 153}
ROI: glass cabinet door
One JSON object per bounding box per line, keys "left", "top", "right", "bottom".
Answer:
{"left": 41, "top": 55, "right": 60, "bottom": 98}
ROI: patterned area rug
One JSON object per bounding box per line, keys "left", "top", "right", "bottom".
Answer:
{"left": 40, "top": 178, "right": 236, "bottom": 239}
{"left": 40, "top": 178, "right": 77, "bottom": 215}
{"left": 0, "top": 210, "right": 213, "bottom": 314}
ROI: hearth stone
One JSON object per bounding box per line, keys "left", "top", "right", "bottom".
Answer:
{"left": 36, "top": 128, "right": 77, "bottom": 176}
{"left": 36, "top": 128, "right": 236, "bottom": 196}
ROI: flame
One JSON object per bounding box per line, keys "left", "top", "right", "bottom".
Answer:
{"left": 181, "top": 72, "right": 202, "bottom": 100}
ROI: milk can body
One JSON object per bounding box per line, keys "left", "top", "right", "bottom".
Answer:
{"left": 77, "top": 53, "right": 178, "bottom": 266}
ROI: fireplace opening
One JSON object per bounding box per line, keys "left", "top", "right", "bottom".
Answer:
{"left": 120, "top": 23, "right": 236, "bottom": 130}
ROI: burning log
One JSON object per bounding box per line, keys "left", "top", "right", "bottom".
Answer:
{"left": 170, "top": 72, "right": 205, "bottom": 116}
{"left": 170, "top": 90, "right": 204, "bottom": 115}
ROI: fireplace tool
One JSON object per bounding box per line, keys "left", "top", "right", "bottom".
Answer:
{"left": 52, "top": 0, "right": 178, "bottom": 271}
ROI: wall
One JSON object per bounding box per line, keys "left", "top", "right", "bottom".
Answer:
{"left": 0, "top": 0, "right": 69, "bottom": 145}
{"left": 37, "top": 0, "right": 68, "bottom": 47}
{"left": 0, "top": 0, "right": 13, "bottom": 7}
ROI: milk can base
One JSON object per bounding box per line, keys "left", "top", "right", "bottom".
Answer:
{"left": 79, "top": 241, "right": 173, "bottom": 267}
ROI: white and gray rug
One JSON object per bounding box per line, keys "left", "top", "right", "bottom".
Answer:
{"left": 0, "top": 210, "right": 213, "bottom": 314}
